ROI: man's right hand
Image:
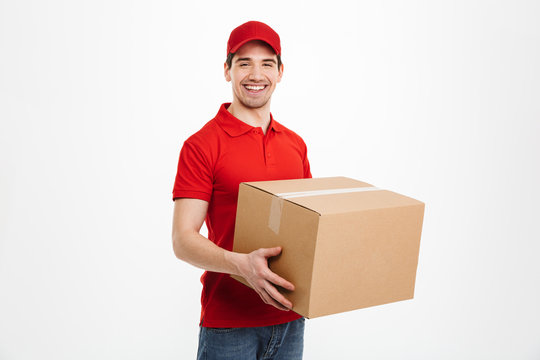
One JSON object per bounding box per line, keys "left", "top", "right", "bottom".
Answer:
{"left": 172, "top": 199, "right": 294, "bottom": 312}
{"left": 235, "top": 246, "right": 295, "bottom": 311}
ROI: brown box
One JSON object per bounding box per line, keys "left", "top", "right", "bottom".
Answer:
{"left": 232, "top": 176, "right": 425, "bottom": 319}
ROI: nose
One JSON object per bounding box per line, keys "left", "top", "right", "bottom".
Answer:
{"left": 248, "top": 65, "right": 265, "bottom": 81}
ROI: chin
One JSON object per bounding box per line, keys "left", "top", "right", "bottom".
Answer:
{"left": 240, "top": 98, "right": 271, "bottom": 109}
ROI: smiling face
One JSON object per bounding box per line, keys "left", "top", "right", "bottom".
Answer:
{"left": 224, "top": 40, "right": 283, "bottom": 111}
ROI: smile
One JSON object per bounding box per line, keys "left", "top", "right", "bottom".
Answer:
{"left": 243, "top": 85, "right": 267, "bottom": 92}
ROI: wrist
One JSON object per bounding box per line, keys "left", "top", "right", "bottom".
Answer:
{"left": 223, "top": 250, "right": 246, "bottom": 277}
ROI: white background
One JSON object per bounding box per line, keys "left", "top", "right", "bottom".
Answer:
{"left": 1, "top": 0, "right": 539, "bottom": 359}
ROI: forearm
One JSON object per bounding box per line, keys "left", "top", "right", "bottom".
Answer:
{"left": 173, "top": 230, "right": 245, "bottom": 276}
{"left": 171, "top": 198, "right": 293, "bottom": 310}
{"left": 173, "top": 229, "right": 294, "bottom": 310}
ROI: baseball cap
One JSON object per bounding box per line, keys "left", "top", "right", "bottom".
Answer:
{"left": 227, "top": 21, "right": 281, "bottom": 56}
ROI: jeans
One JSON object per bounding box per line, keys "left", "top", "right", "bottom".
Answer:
{"left": 196, "top": 317, "right": 305, "bottom": 360}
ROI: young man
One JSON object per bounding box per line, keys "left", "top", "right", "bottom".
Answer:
{"left": 172, "top": 21, "right": 311, "bottom": 359}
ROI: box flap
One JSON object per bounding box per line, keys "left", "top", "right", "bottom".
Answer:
{"left": 287, "top": 189, "right": 423, "bottom": 215}
{"left": 243, "top": 176, "right": 373, "bottom": 195}
{"left": 243, "top": 177, "right": 423, "bottom": 215}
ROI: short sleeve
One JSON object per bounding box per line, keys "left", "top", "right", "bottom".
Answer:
{"left": 300, "top": 138, "right": 312, "bottom": 179}
{"left": 172, "top": 140, "right": 213, "bottom": 201}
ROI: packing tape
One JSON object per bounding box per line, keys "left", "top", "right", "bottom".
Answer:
{"left": 267, "top": 186, "right": 382, "bottom": 234}
{"left": 268, "top": 196, "right": 284, "bottom": 235}
{"left": 276, "top": 186, "right": 381, "bottom": 199}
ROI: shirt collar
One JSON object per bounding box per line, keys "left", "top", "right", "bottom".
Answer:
{"left": 215, "top": 103, "right": 283, "bottom": 137}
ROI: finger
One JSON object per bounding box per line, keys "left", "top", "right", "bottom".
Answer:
{"left": 255, "top": 289, "right": 271, "bottom": 306}
{"left": 253, "top": 280, "right": 290, "bottom": 311}
{"left": 264, "top": 282, "right": 293, "bottom": 309}
{"left": 261, "top": 288, "right": 290, "bottom": 311}
{"left": 265, "top": 270, "right": 295, "bottom": 291}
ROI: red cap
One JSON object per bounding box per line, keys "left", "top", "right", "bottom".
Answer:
{"left": 227, "top": 21, "right": 281, "bottom": 56}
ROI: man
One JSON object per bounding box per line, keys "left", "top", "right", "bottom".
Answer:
{"left": 172, "top": 21, "right": 311, "bottom": 359}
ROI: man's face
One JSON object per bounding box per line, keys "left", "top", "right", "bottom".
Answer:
{"left": 224, "top": 40, "right": 283, "bottom": 110}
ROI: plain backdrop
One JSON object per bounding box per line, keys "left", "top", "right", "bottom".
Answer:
{"left": 1, "top": 0, "right": 539, "bottom": 359}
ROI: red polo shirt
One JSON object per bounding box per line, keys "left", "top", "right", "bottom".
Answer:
{"left": 172, "top": 103, "right": 311, "bottom": 328}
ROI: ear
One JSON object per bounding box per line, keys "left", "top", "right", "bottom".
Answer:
{"left": 277, "top": 63, "right": 284, "bottom": 83}
{"left": 224, "top": 62, "right": 231, "bottom": 82}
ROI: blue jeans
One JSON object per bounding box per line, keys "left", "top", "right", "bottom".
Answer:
{"left": 196, "top": 317, "right": 305, "bottom": 360}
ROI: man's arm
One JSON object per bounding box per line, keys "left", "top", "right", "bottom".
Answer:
{"left": 171, "top": 198, "right": 295, "bottom": 311}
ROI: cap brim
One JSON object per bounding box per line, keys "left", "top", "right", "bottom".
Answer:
{"left": 229, "top": 37, "right": 280, "bottom": 55}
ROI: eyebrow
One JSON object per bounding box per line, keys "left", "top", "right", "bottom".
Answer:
{"left": 235, "top": 57, "right": 277, "bottom": 64}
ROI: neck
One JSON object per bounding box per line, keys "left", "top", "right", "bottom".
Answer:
{"left": 227, "top": 100, "right": 272, "bottom": 134}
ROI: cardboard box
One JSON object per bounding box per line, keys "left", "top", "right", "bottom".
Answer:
{"left": 232, "top": 176, "right": 425, "bottom": 319}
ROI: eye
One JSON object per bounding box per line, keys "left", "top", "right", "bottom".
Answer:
{"left": 239, "top": 63, "right": 249, "bottom": 67}
{"left": 263, "top": 63, "right": 273, "bottom": 67}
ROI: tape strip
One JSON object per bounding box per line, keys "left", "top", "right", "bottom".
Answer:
{"left": 268, "top": 196, "right": 284, "bottom": 235}
{"left": 276, "top": 186, "right": 381, "bottom": 199}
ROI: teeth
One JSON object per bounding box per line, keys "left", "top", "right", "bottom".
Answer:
{"left": 245, "top": 85, "right": 265, "bottom": 91}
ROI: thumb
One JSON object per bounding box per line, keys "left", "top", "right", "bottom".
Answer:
{"left": 260, "top": 246, "right": 282, "bottom": 258}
